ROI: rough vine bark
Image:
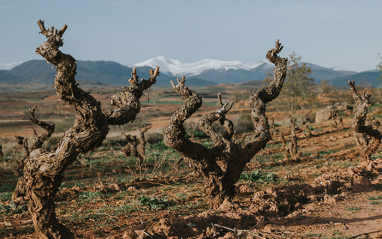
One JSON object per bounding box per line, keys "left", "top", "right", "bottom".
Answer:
{"left": 12, "top": 106, "right": 54, "bottom": 203}
{"left": 349, "top": 80, "right": 382, "bottom": 161}
{"left": 164, "top": 40, "right": 287, "bottom": 208}
{"left": 21, "top": 20, "right": 159, "bottom": 239}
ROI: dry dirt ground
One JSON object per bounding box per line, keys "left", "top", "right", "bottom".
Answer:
{"left": 1, "top": 89, "right": 382, "bottom": 238}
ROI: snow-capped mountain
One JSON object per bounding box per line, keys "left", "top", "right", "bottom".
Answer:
{"left": 133, "top": 56, "right": 273, "bottom": 77}
{"left": 0, "top": 61, "right": 23, "bottom": 70}
{"left": 1, "top": 57, "right": 376, "bottom": 91}
{"left": 132, "top": 56, "right": 362, "bottom": 85}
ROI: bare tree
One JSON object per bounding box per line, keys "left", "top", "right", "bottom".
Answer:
{"left": 19, "top": 20, "right": 159, "bottom": 239}
{"left": 283, "top": 52, "right": 315, "bottom": 118}
{"left": 164, "top": 40, "right": 287, "bottom": 208}
{"left": 349, "top": 80, "right": 381, "bottom": 162}
{"left": 122, "top": 125, "right": 151, "bottom": 165}
{"left": 332, "top": 112, "right": 344, "bottom": 130}
{"left": 280, "top": 129, "right": 299, "bottom": 160}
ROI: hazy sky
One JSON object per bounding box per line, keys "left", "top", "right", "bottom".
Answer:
{"left": 1, "top": 0, "right": 381, "bottom": 72}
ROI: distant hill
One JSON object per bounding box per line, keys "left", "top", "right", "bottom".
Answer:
{"left": 134, "top": 56, "right": 376, "bottom": 86}
{"left": 1, "top": 57, "right": 381, "bottom": 93}
{"left": 303, "top": 63, "right": 357, "bottom": 83}
{"left": 0, "top": 60, "right": 216, "bottom": 90}
{"left": 134, "top": 65, "right": 216, "bottom": 87}
{"left": 329, "top": 70, "right": 381, "bottom": 87}
{"left": 191, "top": 62, "right": 274, "bottom": 84}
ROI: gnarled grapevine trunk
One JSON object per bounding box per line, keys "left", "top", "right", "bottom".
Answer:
{"left": 12, "top": 106, "right": 54, "bottom": 204}
{"left": 22, "top": 20, "right": 159, "bottom": 238}
{"left": 280, "top": 129, "right": 299, "bottom": 160}
{"left": 164, "top": 40, "right": 287, "bottom": 208}
{"left": 122, "top": 126, "right": 151, "bottom": 165}
{"left": 349, "top": 80, "right": 382, "bottom": 162}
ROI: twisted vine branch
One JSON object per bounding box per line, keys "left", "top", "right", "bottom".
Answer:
{"left": 164, "top": 40, "right": 288, "bottom": 208}
{"left": 20, "top": 20, "right": 159, "bottom": 239}
{"left": 348, "top": 80, "right": 381, "bottom": 161}
{"left": 12, "top": 106, "right": 54, "bottom": 203}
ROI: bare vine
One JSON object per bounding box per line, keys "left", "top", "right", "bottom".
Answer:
{"left": 17, "top": 20, "right": 159, "bottom": 238}
{"left": 164, "top": 40, "right": 288, "bottom": 208}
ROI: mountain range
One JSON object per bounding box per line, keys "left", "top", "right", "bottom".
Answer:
{"left": 136, "top": 56, "right": 381, "bottom": 87}
{"left": 0, "top": 57, "right": 380, "bottom": 92}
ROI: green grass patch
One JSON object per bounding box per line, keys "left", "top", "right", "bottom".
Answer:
{"left": 0, "top": 184, "right": 15, "bottom": 192}
{"left": 371, "top": 154, "right": 382, "bottom": 160}
{"left": 138, "top": 196, "right": 173, "bottom": 210}
{"left": 115, "top": 204, "right": 140, "bottom": 214}
{"left": 0, "top": 192, "right": 12, "bottom": 202}
{"left": 319, "top": 149, "right": 339, "bottom": 155}
{"left": 265, "top": 142, "right": 282, "bottom": 149}
{"left": 240, "top": 170, "right": 278, "bottom": 184}
{"left": 150, "top": 141, "right": 168, "bottom": 150}
{"left": 368, "top": 196, "right": 382, "bottom": 200}
{"left": 186, "top": 131, "right": 208, "bottom": 139}
{"left": 306, "top": 234, "right": 322, "bottom": 237}
{"left": 79, "top": 191, "right": 103, "bottom": 200}
{"left": 346, "top": 206, "right": 362, "bottom": 211}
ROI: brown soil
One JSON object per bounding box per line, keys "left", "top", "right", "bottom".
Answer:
{"left": 1, "top": 89, "right": 382, "bottom": 238}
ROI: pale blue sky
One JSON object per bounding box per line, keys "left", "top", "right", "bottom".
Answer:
{"left": 1, "top": 0, "right": 381, "bottom": 71}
